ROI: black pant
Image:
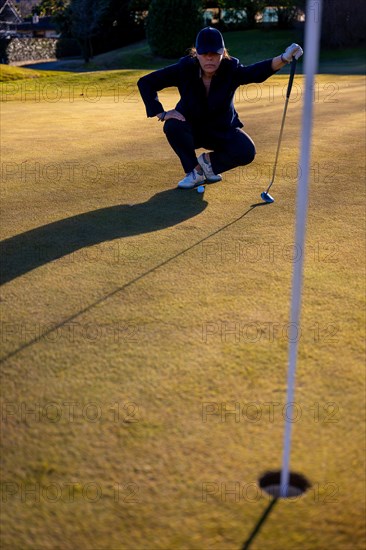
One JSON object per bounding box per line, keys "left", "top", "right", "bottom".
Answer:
{"left": 163, "top": 118, "right": 256, "bottom": 175}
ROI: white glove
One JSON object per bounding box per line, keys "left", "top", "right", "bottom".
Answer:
{"left": 282, "top": 43, "right": 303, "bottom": 62}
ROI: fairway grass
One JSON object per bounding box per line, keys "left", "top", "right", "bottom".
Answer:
{"left": 0, "top": 70, "right": 365, "bottom": 549}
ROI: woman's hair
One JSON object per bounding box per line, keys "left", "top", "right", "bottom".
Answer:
{"left": 188, "top": 47, "right": 231, "bottom": 59}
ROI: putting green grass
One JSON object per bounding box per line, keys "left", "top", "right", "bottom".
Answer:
{"left": 0, "top": 69, "right": 365, "bottom": 549}
{"left": 0, "top": 65, "right": 146, "bottom": 102}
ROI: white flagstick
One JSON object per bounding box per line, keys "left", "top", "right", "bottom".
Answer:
{"left": 280, "top": 0, "right": 323, "bottom": 498}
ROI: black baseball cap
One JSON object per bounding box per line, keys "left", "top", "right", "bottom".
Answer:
{"left": 195, "top": 27, "right": 225, "bottom": 55}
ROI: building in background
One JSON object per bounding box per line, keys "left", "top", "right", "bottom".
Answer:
{"left": 17, "top": 15, "right": 59, "bottom": 37}
{"left": 0, "top": 0, "right": 22, "bottom": 37}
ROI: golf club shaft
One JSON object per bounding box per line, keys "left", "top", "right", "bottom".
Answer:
{"left": 265, "top": 58, "right": 297, "bottom": 194}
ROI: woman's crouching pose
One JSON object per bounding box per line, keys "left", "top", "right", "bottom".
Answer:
{"left": 138, "top": 27, "right": 303, "bottom": 189}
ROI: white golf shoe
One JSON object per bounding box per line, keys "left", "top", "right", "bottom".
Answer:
{"left": 177, "top": 168, "right": 206, "bottom": 189}
{"left": 197, "top": 153, "right": 222, "bottom": 183}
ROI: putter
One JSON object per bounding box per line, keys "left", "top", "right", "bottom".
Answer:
{"left": 261, "top": 58, "right": 298, "bottom": 204}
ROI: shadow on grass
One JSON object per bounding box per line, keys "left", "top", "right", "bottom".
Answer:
{"left": 241, "top": 497, "right": 278, "bottom": 549}
{"left": 0, "top": 188, "right": 207, "bottom": 286}
{"left": 0, "top": 196, "right": 263, "bottom": 363}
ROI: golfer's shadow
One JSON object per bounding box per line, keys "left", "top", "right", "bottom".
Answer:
{"left": 0, "top": 188, "right": 207, "bottom": 285}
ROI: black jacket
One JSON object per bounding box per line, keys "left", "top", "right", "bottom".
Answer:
{"left": 138, "top": 55, "right": 276, "bottom": 131}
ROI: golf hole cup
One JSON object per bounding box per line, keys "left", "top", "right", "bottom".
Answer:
{"left": 259, "top": 471, "right": 310, "bottom": 498}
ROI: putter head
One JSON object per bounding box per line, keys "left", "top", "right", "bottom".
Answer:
{"left": 261, "top": 191, "right": 275, "bottom": 204}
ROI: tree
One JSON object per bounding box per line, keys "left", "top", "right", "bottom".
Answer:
{"left": 94, "top": 0, "right": 146, "bottom": 54}
{"left": 238, "top": 0, "right": 266, "bottom": 28}
{"left": 271, "top": 0, "right": 304, "bottom": 29}
{"left": 51, "top": 0, "right": 148, "bottom": 60}
{"left": 128, "top": 0, "right": 149, "bottom": 9}
{"left": 32, "top": 0, "right": 69, "bottom": 16}
{"left": 321, "top": 0, "right": 366, "bottom": 48}
{"left": 147, "top": 0, "right": 203, "bottom": 58}
{"left": 69, "top": 0, "right": 109, "bottom": 62}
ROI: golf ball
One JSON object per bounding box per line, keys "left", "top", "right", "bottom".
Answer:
{"left": 197, "top": 185, "right": 205, "bottom": 194}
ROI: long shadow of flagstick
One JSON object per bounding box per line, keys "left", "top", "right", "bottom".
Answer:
{"left": 241, "top": 497, "right": 278, "bottom": 550}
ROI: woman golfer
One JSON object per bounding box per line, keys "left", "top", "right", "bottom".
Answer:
{"left": 138, "top": 27, "right": 303, "bottom": 189}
